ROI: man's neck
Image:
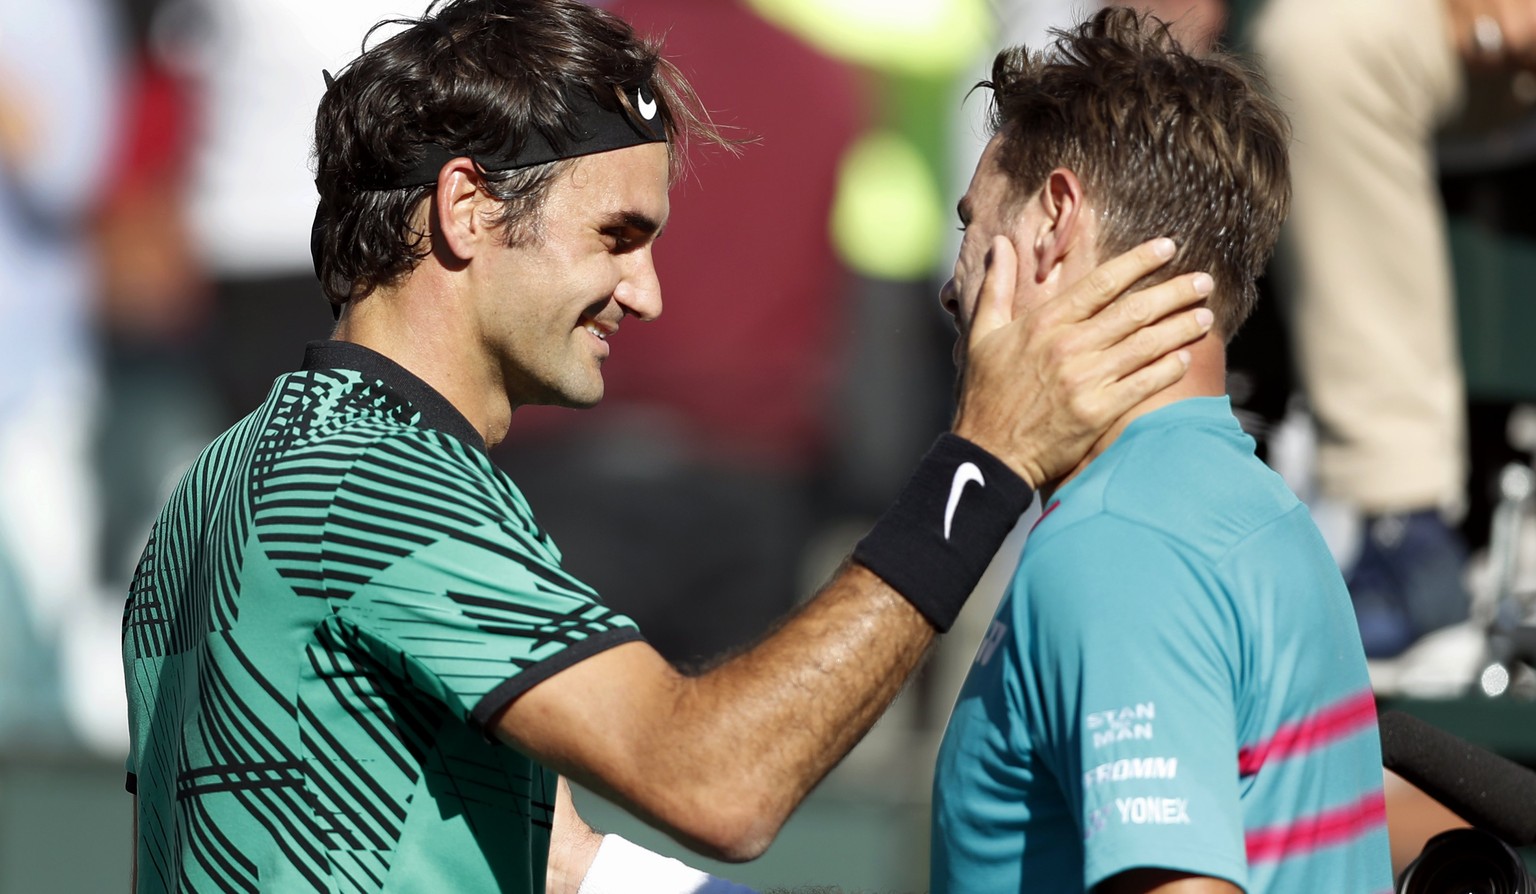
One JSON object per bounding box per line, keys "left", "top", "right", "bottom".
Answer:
{"left": 1041, "top": 334, "right": 1227, "bottom": 503}
{"left": 331, "top": 279, "right": 514, "bottom": 449}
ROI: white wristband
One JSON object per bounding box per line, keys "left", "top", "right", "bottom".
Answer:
{"left": 577, "top": 834, "right": 759, "bottom": 894}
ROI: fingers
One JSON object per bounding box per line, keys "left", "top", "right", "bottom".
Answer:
{"left": 1478, "top": 0, "right": 1514, "bottom": 62}
{"left": 947, "top": 235, "right": 1211, "bottom": 487}
{"left": 1495, "top": 0, "right": 1536, "bottom": 63}
{"left": 1087, "top": 270, "right": 1215, "bottom": 348}
{"left": 1040, "top": 278, "right": 1215, "bottom": 438}
{"left": 968, "top": 236, "right": 1019, "bottom": 349}
{"left": 1092, "top": 304, "right": 1212, "bottom": 385}
{"left": 1049, "top": 237, "right": 1177, "bottom": 324}
{"left": 1451, "top": 0, "right": 1536, "bottom": 66}
{"left": 1095, "top": 349, "right": 1196, "bottom": 421}
{"left": 1446, "top": 0, "right": 1482, "bottom": 59}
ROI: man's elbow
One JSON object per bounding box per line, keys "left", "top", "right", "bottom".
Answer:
{"left": 660, "top": 790, "right": 788, "bottom": 863}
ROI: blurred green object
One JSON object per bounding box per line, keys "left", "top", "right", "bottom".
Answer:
{"left": 832, "top": 130, "right": 947, "bottom": 279}
{"left": 1379, "top": 696, "right": 1536, "bottom": 763}
{"left": 746, "top": 0, "right": 988, "bottom": 76}
{"left": 1221, "top": 0, "right": 1267, "bottom": 51}
{"left": 747, "top": 0, "right": 995, "bottom": 281}
{"left": 1446, "top": 176, "right": 1536, "bottom": 402}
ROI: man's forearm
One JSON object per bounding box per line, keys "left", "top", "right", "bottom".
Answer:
{"left": 511, "top": 431, "right": 1030, "bottom": 861}
{"left": 527, "top": 562, "right": 936, "bottom": 863}
{"left": 548, "top": 777, "right": 604, "bottom": 894}
{"left": 665, "top": 562, "right": 936, "bottom": 852}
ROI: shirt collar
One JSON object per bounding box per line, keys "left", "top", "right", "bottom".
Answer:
{"left": 301, "top": 340, "right": 487, "bottom": 453}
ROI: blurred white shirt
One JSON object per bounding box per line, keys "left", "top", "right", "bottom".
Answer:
{"left": 183, "top": 0, "right": 418, "bottom": 275}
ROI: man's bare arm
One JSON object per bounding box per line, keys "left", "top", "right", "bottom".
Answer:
{"left": 502, "top": 238, "right": 1216, "bottom": 862}
{"left": 547, "top": 777, "right": 604, "bottom": 894}
{"left": 548, "top": 776, "right": 764, "bottom": 893}
{"left": 511, "top": 565, "right": 927, "bottom": 862}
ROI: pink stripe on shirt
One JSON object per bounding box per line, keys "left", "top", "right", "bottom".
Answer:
{"left": 1030, "top": 500, "right": 1061, "bottom": 535}
{"left": 1245, "top": 790, "right": 1387, "bottom": 863}
{"left": 1238, "top": 690, "right": 1377, "bottom": 776}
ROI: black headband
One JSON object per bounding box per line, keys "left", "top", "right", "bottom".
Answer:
{"left": 367, "top": 81, "right": 668, "bottom": 189}
{"left": 311, "top": 79, "right": 669, "bottom": 302}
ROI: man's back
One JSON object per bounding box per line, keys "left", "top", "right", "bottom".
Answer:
{"left": 932, "top": 397, "right": 1392, "bottom": 892}
{"left": 123, "top": 342, "right": 640, "bottom": 892}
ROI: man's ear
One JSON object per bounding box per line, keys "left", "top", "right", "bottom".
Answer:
{"left": 433, "top": 158, "right": 488, "bottom": 263}
{"left": 1027, "top": 167, "right": 1087, "bottom": 284}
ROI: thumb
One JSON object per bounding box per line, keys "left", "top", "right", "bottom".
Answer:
{"left": 968, "top": 235, "right": 1020, "bottom": 350}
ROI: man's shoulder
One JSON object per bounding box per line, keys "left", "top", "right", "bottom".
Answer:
{"left": 300, "top": 421, "right": 529, "bottom": 539}
{"left": 1078, "top": 400, "right": 1301, "bottom": 560}
{"left": 1013, "top": 399, "right": 1340, "bottom": 627}
{"left": 262, "top": 366, "right": 496, "bottom": 479}
{"left": 175, "top": 368, "right": 520, "bottom": 529}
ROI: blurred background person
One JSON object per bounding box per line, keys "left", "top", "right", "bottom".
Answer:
{"left": 1251, "top": 0, "right": 1473, "bottom": 664}
{"left": 88, "top": 0, "right": 421, "bottom": 608}
{"left": 92, "top": 0, "right": 217, "bottom": 614}
{"left": 1247, "top": 0, "right": 1536, "bottom": 673}
{"left": 0, "top": 0, "right": 122, "bottom": 751}
{"left": 173, "top": 0, "right": 423, "bottom": 419}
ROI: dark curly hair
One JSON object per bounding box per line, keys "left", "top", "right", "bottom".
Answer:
{"left": 312, "top": 0, "right": 725, "bottom": 310}
{"left": 981, "top": 7, "right": 1291, "bottom": 341}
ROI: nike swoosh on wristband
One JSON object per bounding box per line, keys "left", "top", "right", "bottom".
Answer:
{"left": 943, "top": 462, "right": 986, "bottom": 540}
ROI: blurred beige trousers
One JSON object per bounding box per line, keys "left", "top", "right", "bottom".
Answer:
{"left": 1253, "top": 0, "right": 1467, "bottom": 514}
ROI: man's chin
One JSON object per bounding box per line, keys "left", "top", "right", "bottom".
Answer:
{"left": 547, "top": 390, "right": 603, "bottom": 410}
{"left": 519, "top": 378, "right": 605, "bottom": 411}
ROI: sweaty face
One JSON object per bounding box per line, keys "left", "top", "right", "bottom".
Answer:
{"left": 940, "top": 138, "right": 1026, "bottom": 376}
{"left": 473, "top": 141, "right": 671, "bottom": 409}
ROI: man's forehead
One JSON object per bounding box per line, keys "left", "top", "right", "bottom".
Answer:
{"left": 562, "top": 142, "right": 670, "bottom": 219}
{"left": 961, "top": 139, "right": 1013, "bottom": 215}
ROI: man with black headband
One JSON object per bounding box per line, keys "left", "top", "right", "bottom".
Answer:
{"left": 122, "top": 1, "right": 1216, "bottom": 891}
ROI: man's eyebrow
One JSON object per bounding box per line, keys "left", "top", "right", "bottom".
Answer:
{"left": 601, "top": 210, "right": 666, "bottom": 240}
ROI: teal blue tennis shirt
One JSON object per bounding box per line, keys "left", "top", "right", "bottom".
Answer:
{"left": 932, "top": 397, "right": 1391, "bottom": 893}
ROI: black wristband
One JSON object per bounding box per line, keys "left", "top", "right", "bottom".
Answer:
{"left": 852, "top": 434, "right": 1034, "bottom": 632}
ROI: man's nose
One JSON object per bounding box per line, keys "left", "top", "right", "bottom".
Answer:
{"left": 939, "top": 277, "right": 959, "bottom": 317}
{"left": 616, "top": 248, "right": 662, "bottom": 322}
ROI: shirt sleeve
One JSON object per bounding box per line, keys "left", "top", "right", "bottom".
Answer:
{"left": 324, "top": 433, "right": 643, "bottom": 730}
{"left": 1021, "top": 516, "right": 1248, "bottom": 891}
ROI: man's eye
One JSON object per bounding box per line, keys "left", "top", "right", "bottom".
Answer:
{"left": 603, "top": 229, "right": 639, "bottom": 252}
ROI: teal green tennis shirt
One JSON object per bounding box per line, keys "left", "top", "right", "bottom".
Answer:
{"left": 123, "top": 341, "right": 641, "bottom": 893}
